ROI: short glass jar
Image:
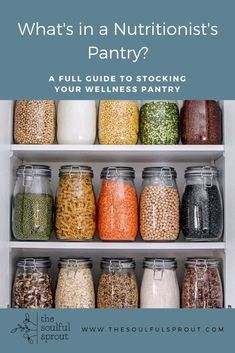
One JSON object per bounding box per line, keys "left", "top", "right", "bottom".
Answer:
{"left": 12, "top": 257, "right": 53, "bottom": 308}
{"left": 140, "top": 167, "right": 180, "bottom": 241}
{"left": 181, "top": 166, "right": 223, "bottom": 241}
{"left": 182, "top": 258, "right": 223, "bottom": 308}
{"left": 14, "top": 100, "right": 56, "bottom": 144}
{"left": 140, "top": 258, "right": 180, "bottom": 308}
{"left": 98, "top": 100, "right": 139, "bottom": 144}
{"left": 55, "top": 258, "right": 95, "bottom": 308}
{"left": 98, "top": 167, "right": 138, "bottom": 241}
{"left": 12, "top": 165, "right": 53, "bottom": 241}
{"left": 97, "top": 258, "right": 138, "bottom": 308}
{"left": 140, "top": 100, "right": 180, "bottom": 144}
{"left": 181, "top": 100, "right": 222, "bottom": 144}
{"left": 55, "top": 165, "right": 96, "bottom": 240}
{"left": 57, "top": 100, "right": 97, "bottom": 144}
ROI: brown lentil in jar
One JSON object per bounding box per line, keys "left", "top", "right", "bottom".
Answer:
{"left": 14, "top": 100, "right": 56, "bottom": 144}
{"left": 181, "top": 100, "right": 222, "bottom": 144}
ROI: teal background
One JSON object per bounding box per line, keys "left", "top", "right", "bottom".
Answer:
{"left": 0, "top": 0, "right": 234, "bottom": 98}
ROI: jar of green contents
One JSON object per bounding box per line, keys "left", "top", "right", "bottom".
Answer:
{"left": 12, "top": 165, "right": 53, "bottom": 241}
{"left": 140, "top": 100, "right": 180, "bottom": 144}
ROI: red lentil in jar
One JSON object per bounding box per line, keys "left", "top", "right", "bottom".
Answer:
{"left": 98, "top": 167, "right": 138, "bottom": 241}
{"left": 181, "top": 100, "right": 222, "bottom": 144}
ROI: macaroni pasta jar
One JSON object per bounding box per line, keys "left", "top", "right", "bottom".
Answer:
{"left": 55, "top": 165, "right": 96, "bottom": 240}
{"left": 98, "top": 100, "right": 139, "bottom": 144}
{"left": 98, "top": 167, "right": 138, "bottom": 241}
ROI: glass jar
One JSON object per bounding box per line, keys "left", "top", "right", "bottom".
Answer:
{"left": 55, "top": 258, "right": 95, "bottom": 308}
{"left": 182, "top": 258, "right": 223, "bottom": 308}
{"left": 12, "top": 257, "right": 53, "bottom": 308}
{"left": 181, "top": 166, "right": 223, "bottom": 241}
{"left": 181, "top": 100, "right": 222, "bottom": 144}
{"left": 57, "top": 100, "right": 97, "bottom": 144}
{"left": 97, "top": 258, "right": 138, "bottom": 308}
{"left": 14, "top": 100, "right": 56, "bottom": 144}
{"left": 98, "top": 167, "right": 138, "bottom": 241}
{"left": 98, "top": 100, "right": 139, "bottom": 144}
{"left": 140, "top": 167, "right": 180, "bottom": 241}
{"left": 140, "top": 258, "right": 180, "bottom": 308}
{"left": 140, "top": 100, "right": 180, "bottom": 144}
{"left": 12, "top": 165, "right": 53, "bottom": 241}
{"left": 55, "top": 165, "right": 96, "bottom": 240}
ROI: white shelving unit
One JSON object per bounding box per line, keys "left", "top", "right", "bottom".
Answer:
{"left": 0, "top": 100, "right": 234, "bottom": 308}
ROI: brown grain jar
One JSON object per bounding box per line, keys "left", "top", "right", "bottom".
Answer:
{"left": 181, "top": 100, "right": 222, "bottom": 144}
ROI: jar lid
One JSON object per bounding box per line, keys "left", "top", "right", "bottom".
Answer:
{"left": 59, "top": 165, "right": 93, "bottom": 177}
{"left": 16, "top": 165, "right": 51, "bottom": 177}
{"left": 185, "top": 257, "right": 219, "bottom": 268}
{"left": 58, "top": 257, "right": 92, "bottom": 268}
{"left": 16, "top": 257, "right": 51, "bottom": 269}
{"left": 101, "top": 167, "right": 135, "bottom": 179}
{"left": 142, "top": 167, "right": 177, "bottom": 178}
{"left": 143, "top": 257, "right": 177, "bottom": 269}
{"left": 184, "top": 166, "right": 219, "bottom": 178}
{"left": 101, "top": 257, "right": 136, "bottom": 270}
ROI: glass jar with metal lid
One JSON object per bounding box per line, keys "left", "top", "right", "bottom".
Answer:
{"left": 140, "top": 100, "right": 180, "bottom": 144}
{"left": 140, "top": 167, "right": 180, "bottom": 241}
{"left": 97, "top": 258, "right": 138, "bottom": 308}
{"left": 55, "top": 165, "right": 96, "bottom": 240}
{"left": 181, "top": 166, "right": 223, "bottom": 241}
{"left": 98, "top": 167, "right": 138, "bottom": 241}
{"left": 12, "top": 257, "right": 53, "bottom": 308}
{"left": 182, "top": 258, "right": 223, "bottom": 308}
{"left": 140, "top": 258, "right": 180, "bottom": 308}
{"left": 55, "top": 257, "right": 95, "bottom": 308}
{"left": 12, "top": 165, "right": 53, "bottom": 241}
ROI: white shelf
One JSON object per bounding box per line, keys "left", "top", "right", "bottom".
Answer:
{"left": 11, "top": 144, "right": 224, "bottom": 163}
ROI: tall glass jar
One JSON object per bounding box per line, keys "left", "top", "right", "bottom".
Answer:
{"left": 181, "top": 100, "right": 222, "bottom": 144}
{"left": 14, "top": 100, "right": 56, "bottom": 144}
{"left": 57, "top": 100, "right": 97, "bottom": 144}
{"left": 98, "top": 167, "right": 138, "bottom": 241}
{"left": 55, "top": 258, "right": 95, "bottom": 308}
{"left": 140, "top": 258, "right": 180, "bottom": 308}
{"left": 12, "top": 165, "right": 53, "bottom": 241}
{"left": 182, "top": 258, "right": 223, "bottom": 308}
{"left": 140, "top": 100, "right": 180, "bottom": 144}
{"left": 98, "top": 100, "right": 139, "bottom": 144}
{"left": 140, "top": 167, "right": 180, "bottom": 241}
{"left": 97, "top": 258, "right": 138, "bottom": 308}
{"left": 181, "top": 166, "right": 223, "bottom": 241}
{"left": 55, "top": 165, "right": 96, "bottom": 240}
{"left": 12, "top": 257, "right": 53, "bottom": 308}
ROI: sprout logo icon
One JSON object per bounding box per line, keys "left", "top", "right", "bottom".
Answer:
{"left": 10, "top": 313, "right": 38, "bottom": 344}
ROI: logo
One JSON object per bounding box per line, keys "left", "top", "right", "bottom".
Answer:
{"left": 10, "top": 313, "right": 38, "bottom": 344}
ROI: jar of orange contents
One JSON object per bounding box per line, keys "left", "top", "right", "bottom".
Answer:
{"left": 98, "top": 167, "right": 138, "bottom": 241}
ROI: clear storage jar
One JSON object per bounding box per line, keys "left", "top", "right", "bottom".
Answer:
{"left": 181, "top": 166, "right": 223, "bottom": 241}
{"left": 57, "top": 100, "right": 97, "bottom": 144}
{"left": 182, "top": 258, "right": 223, "bottom": 308}
{"left": 140, "top": 167, "right": 180, "bottom": 241}
{"left": 12, "top": 257, "right": 53, "bottom": 308}
{"left": 98, "top": 100, "right": 139, "bottom": 144}
{"left": 97, "top": 258, "right": 138, "bottom": 308}
{"left": 12, "top": 165, "right": 53, "bottom": 241}
{"left": 181, "top": 100, "right": 222, "bottom": 144}
{"left": 140, "top": 258, "right": 180, "bottom": 308}
{"left": 140, "top": 100, "right": 180, "bottom": 144}
{"left": 55, "top": 258, "right": 95, "bottom": 308}
{"left": 55, "top": 165, "right": 96, "bottom": 240}
{"left": 14, "top": 100, "right": 56, "bottom": 144}
{"left": 98, "top": 167, "right": 138, "bottom": 241}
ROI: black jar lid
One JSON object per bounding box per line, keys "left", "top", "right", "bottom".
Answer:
{"left": 101, "top": 167, "right": 135, "bottom": 179}
{"left": 143, "top": 257, "right": 177, "bottom": 269}
{"left": 59, "top": 165, "right": 93, "bottom": 177}
{"left": 101, "top": 257, "right": 136, "bottom": 270}
{"left": 58, "top": 257, "right": 92, "bottom": 268}
{"left": 142, "top": 167, "right": 177, "bottom": 178}
{"left": 185, "top": 257, "right": 219, "bottom": 268}
{"left": 16, "top": 257, "right": 51, "bottom": 269}
{"left": 16, "top": 165, "right": 51, "bottom": 177}
{"left": 184, "top": 166, "right": 219, "bottom": 178}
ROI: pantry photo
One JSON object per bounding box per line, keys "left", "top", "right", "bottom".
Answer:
{"left": 0, "top": 100, "right": 235, "bottom": 309}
